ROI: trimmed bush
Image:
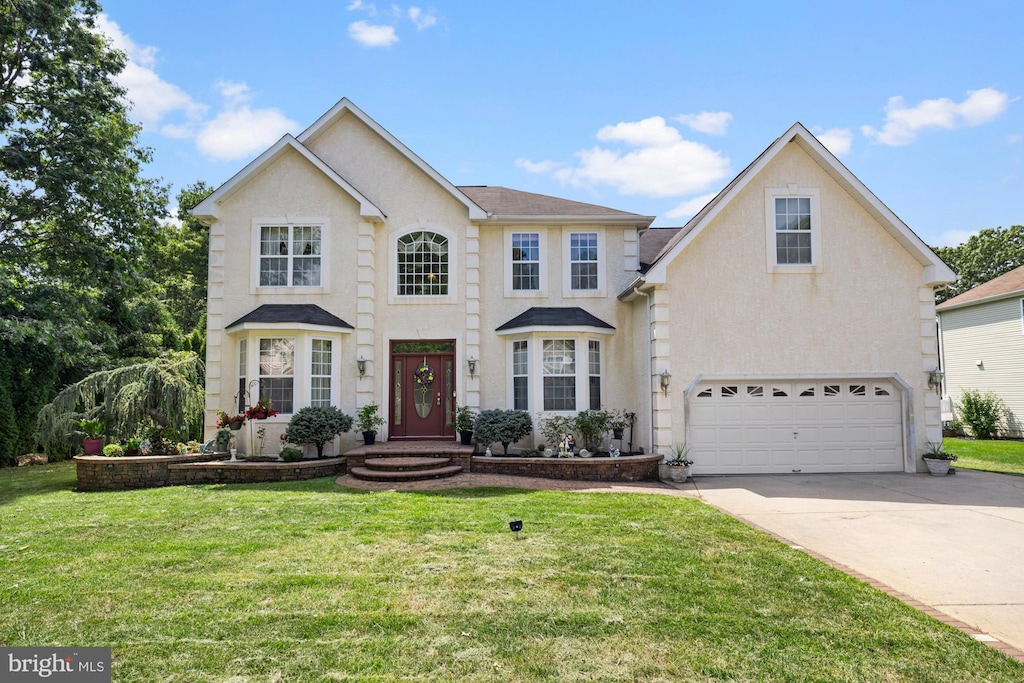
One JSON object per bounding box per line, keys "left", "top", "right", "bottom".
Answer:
{"left": 956, "top": 389, "right": 1004, "bottom": 440}
{"left": 280, "top": 446, "right": 304, "bottom": 462}
{"left": 285, "top": 406, "right": 353, "bottom": 458}
{"left": 474, "top": 409, "right": 532, "bottom": 455}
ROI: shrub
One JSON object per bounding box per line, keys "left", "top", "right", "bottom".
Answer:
{"left": 285, "top": 406, "right": 353, "bottom": 458}
{"left": 474, "top": 409, "right": 532, "bottom": 455}
{"left": 102, "top": 443, "right": 123, "bottom": 457}
{"left": 538, "top": 414, "right": 573, "bottom": 449}
{"left": 574, "top": 410, "right": 611, "bottom": 451}
{"left": 956, "top": 389, "right": 1004, "bottom": 439}
{"left": 280, "top": 446, "right": 304, "bottom": 462}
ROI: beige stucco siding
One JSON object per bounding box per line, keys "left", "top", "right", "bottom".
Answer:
{"left": 658, "top": 143, "right": 938, "bottom": 467}
{"left": 940, "top": 297, "right": 1024, "bottom": 435}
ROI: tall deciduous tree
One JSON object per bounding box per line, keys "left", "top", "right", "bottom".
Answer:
{"left": 932, "top": 225, "right": 1024, "bottom": 303}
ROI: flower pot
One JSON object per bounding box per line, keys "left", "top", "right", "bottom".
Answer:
{"left": 612, "top": 427, "right": 624, "bottom": 440}
{"left": 460, "top": 430, "right": 473, "bottom": 446}
{"left": 924, "top": 458, "right": 951, "bottom": 476}
{"left": 668, "top": 465, "right": 690, "bottom": 482}
{"left": 362, "top": 431, "right": 376, "bottom": 446}
{"left": 82, "top": 437, "right": 103, "bottom": 455}
{"left": 229, "top": 420, "right": 243, "bottom": 430}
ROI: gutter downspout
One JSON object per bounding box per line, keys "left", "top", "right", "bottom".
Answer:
{"left": 633, "top": 286, "right": 655, "bottom": 456}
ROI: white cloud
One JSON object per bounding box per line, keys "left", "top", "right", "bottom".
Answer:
{"left": 515, "top": 158, "right": 561, "bottom": 174}
{"left": 933, "top": 228, "right": 979, "bottom": 248}
{"left": 551, "top": 116, "right": 730, "bottom": 197}
{"left": 665, "top": 192, "right": 719, "bottom": 219}
{"left": 349, "top": 20, "right": 399, "bottom": 47}
{"left": 408, "top": 7, "right": 437, "bottom": 30}
{"left": 215, "top": 80, "right": 252, "bottom": 106}
{"left": 674, "top": 111, "right": 732, "bottom": 136}
{"left": 95, "top": 14, "right": 207, "bottom": 127}
{"left": 347, "top": 0, "right": 377, "bottom": 12}
{"left": 1008, "top": 134, "right": 1022, "bottom": 144}
{"left": 861, "top": 88, "right": 1010, "bottom": 146}
{"left": 815, "top": 128, "right": 854, "bottom": 156}
{"left": 195, "top": 106, "right": 297, "bottom": 162}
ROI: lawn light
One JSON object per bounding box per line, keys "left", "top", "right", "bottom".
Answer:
{"left": 509, "top": 520, "right": 523, "bottom": 540}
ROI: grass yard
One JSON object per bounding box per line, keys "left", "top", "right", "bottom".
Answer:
{"left": 943, "top": 437, "right": 1024, "bottom": 476}
{"left": 1, "top": 463, "right": 1021, "bottom": 682}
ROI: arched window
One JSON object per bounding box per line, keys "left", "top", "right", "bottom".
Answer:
{"left": 397, "top": 231, "right": 448, "bottom": 296}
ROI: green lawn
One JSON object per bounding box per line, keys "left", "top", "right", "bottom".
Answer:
{"left": 943, "top": 437, "right": 1024, "bottom": 476}
{"left": 1, "top": 463, "right": 1020, "bottom": 682}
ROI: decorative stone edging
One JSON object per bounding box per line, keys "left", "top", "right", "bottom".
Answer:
{"left": 470, "top": 453, "right": 661, "bottom": 481}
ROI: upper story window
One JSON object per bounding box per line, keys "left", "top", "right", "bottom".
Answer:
{"left": 511, "top": 233, "right": 540, "bottom": 290}
{"left": 764, "top": 187, "right": 821, "bottom": 274}
{"left": 570, "top": 232, "right": 599, "bottom": 290}
{"left": 774, "top": 198, "right": 811, "bottom": 264}
{"left": 398, "top": 231, "right": 448, "bottom": 296}
{"left": 259, "top": 225, "right": 322, "bottom": 287}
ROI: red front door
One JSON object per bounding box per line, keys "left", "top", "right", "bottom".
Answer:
{"left": 389, "top": 341, "right": 455, "bottom": 439}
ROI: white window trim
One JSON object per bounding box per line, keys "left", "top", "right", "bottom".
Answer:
{"left": 562, "top": 229, "right": 606, "bottom": 298}
{"left": 250, "top": 217, "right": 331, "bottom": 294}
{"left": 310, "top": 337, "right": 336, "bottom": 407}
{"left": 504, "top": 228, "right": 548, "bottom": 297}
{"left": 389, "top": 224, "right": 459, "bottom": 305}
{"left": 764, "top": 187, "right": 822, "bottom": 274}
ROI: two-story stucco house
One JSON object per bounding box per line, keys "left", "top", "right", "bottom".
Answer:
{"left": 193, "top": 98, "right": 955, "bottom": 474}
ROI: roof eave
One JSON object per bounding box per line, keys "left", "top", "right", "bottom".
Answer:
{"left": 937, "top": 290, "right": 1024, "bottom": 313}
{"left": 482, "top": 214, "right": 655, "bottom": 226}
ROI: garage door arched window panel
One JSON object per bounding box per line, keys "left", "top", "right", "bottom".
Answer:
{"left": 397, "top": 231, "right": 449, "bottom": 296}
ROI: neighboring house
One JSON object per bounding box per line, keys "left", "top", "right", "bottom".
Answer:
{"left": 193, "top": 98, "right": 955, "bottom": 473}
{"left": 936, "top": 264, "right": 1024, "bottom": 436}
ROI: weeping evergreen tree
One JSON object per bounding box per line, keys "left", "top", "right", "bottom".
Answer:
{"left": 35, "top": 352, "right": 204, "bottom": 459}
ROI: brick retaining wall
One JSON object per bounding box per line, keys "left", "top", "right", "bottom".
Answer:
{"left": 75, "top": 454, "right": 345, "bottom": 491}
{"left": 470, "top": 453, "right": 661, "bottom": 481}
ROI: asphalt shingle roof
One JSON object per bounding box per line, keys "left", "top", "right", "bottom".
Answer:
{"left": 496, "top": 307, "right": 614, "bottom": 331}
{"left": 226, "top": 304, "right": 353, "bottom": 329}
{"left": 458, "top": 186, "right": 647, "bottom": 219}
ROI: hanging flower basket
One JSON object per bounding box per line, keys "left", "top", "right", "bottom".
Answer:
{"left": 245, "top": 400, "right": 278, "bottom": 421}
{"left": 413, "top": 362, "right": 435, "bottom": 386}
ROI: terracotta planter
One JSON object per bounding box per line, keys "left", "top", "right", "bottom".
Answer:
{"left": 82, "top": 438, "right": 103, "bottom": 455}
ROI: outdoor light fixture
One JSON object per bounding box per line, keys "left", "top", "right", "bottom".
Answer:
{"left": 357, "top": 355, "right": 366, "bottom": 377}
{"left": 927, "top": 369, "right": 944, "bottom": 391}
{"left": 509, "top": 520, "right": 523, "bottom": 540}
{"left": 660, "top": 369, "right": 672, "bottom": 393}
{"left": 467, "top": 356, "right": 477, "bottom": 377}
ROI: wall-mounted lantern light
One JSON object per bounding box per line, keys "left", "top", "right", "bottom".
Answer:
{"left": 927, "top": 368, "right": 944, "bottom": 391}
{"left": 357, "top": 355, "right": 366, "bottom": 377}
{"left": 467, "top": 356, "right": 477, "bottom": 377}
{"left": 660, "top": 369, "right": 672, "bottom": 394}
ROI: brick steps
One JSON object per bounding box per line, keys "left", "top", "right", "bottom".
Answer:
{"left": 349, "top": 455, "right": 463, "bottom": 482}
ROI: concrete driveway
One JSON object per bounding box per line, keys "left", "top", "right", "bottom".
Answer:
{"left": 679, "top": 469, "right": 1024, "bottom": 656}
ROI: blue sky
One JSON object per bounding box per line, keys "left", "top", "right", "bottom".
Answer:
{"left": 97, "top": 0, "right": 1022, "bottom": 247}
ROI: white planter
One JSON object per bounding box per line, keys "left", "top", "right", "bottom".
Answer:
{"left": 924, "top": 458, "right": 951, "bottom": 476}
{"left": 668, "top": 465, "right": 691, "bottom": 482}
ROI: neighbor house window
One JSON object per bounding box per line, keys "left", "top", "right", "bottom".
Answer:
{"left": 237, "top": 338, "right": 247, "bottom": 413}
{"left": 258, "top": 337, "right": 294, "bottom": 414}
{"left": 588, "top": 340, "right": 601, "bottom": 410}
{"left": 512, "top": 340, "right": 529, "bottom": 410}
{"left": 511, "top": 233, "right": 540, "bottom": 290}
{"left": 543, "top": 339, "right": 576, "bottom": 411}
{"left": 397, "top": 231, "right": 448, "bottom": 295}
{"left": 570, "top": 232, "right": 598, "bottom": 290}
{"left": 259, "top": 225, "right": 322, "bottom": 286}
{"left": 774, "top": 197, "right": 812, "bottom": 265}
{"left": 310, "top": 339, "right": 332, "bottom": 407}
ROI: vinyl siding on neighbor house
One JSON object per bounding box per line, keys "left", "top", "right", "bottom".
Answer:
{"left": 940, "top": 296, "right": 1024, "bottom": 435}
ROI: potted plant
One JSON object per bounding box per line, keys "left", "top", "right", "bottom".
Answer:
{"left": 215, "top": 428, "right": 232, "bottom": 454}
{"left": 454, "top": 405, "right": 477, "bottom": 446}
{"left": 217, "top": 410, "right": 246, "bottom": 430}
{"left": 76, "top": 418, "right": 105, "bottom": 455}
{"left": 245, "top": 399, "right": 278, "bottom": 421}
{"left": 665, "top": 443, "right": 693, "bottom": 482}
{"left": 609, "top": 410, "right": 632, "bottom": 440}
{"left": 356, "top": 403, "right": 385, "bottom": 445}
{"left": 124, "top": 437, "right": 141, "bottom": 456}
{"left": 922, "top": 441, "right": 957, "bottom": 476}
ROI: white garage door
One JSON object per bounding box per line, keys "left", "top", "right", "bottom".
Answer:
{"left": 688, "top": 379, "right": 904, "bottom": 474}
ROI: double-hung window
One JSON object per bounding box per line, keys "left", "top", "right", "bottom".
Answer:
{"left": 258, "top": 337, "right": 294, "bottom": 414}
{"left": 259, "top": 224, "right": 322, "bottom": 287}
{"left": 512, "top": 340, "right": 529, "bottom": 410}
{"left": 511, "top": 233, "right": 540, "bottom": 291}
{"left": 570, "top": 232, "right": 599, "bottom": 290}
{"left": 237, "top": 339, "right": 247, "bottom": 413}
{"left": 765, "top": 187, "right": 821, "bottom": 273}
{"left": 588, "top": 340, "right": 601, "bottom": 410}
{"left": 310, "top": 339, "right": 332, "bottom": 407}
{"left": 543, "top": 340, "right": 576, "bottom": 411}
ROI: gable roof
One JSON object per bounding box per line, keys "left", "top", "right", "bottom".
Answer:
{"left": 495, "top": 307, "right": 614, "bottom": 333}
{"left": 226, "top": 304, "right": 353, "bottom": 331}
{"left": 936, "top": 264, "right": 1024, "bottom": 311}
{"left": 191, "top": 135, "right": 385, "bottom": 223}
{"left": 639, "top": 227, "right": 684, "bottom": 271}
{"left": 298, "top": 98, "right": 487, "bottom": 220}
{"left": 637, "top": 122, "right": 956, "bottom": 290}
{"left": 459, "top": 186, "right": 654, "bottom": 226}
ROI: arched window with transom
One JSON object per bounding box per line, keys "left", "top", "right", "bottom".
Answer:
{"left": 397, "top": 231, "right": 449, "bottom": 296}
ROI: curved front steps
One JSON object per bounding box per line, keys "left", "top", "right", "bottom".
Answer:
{"left": 349, "top": 456, "right": 463, "bottom": 482}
